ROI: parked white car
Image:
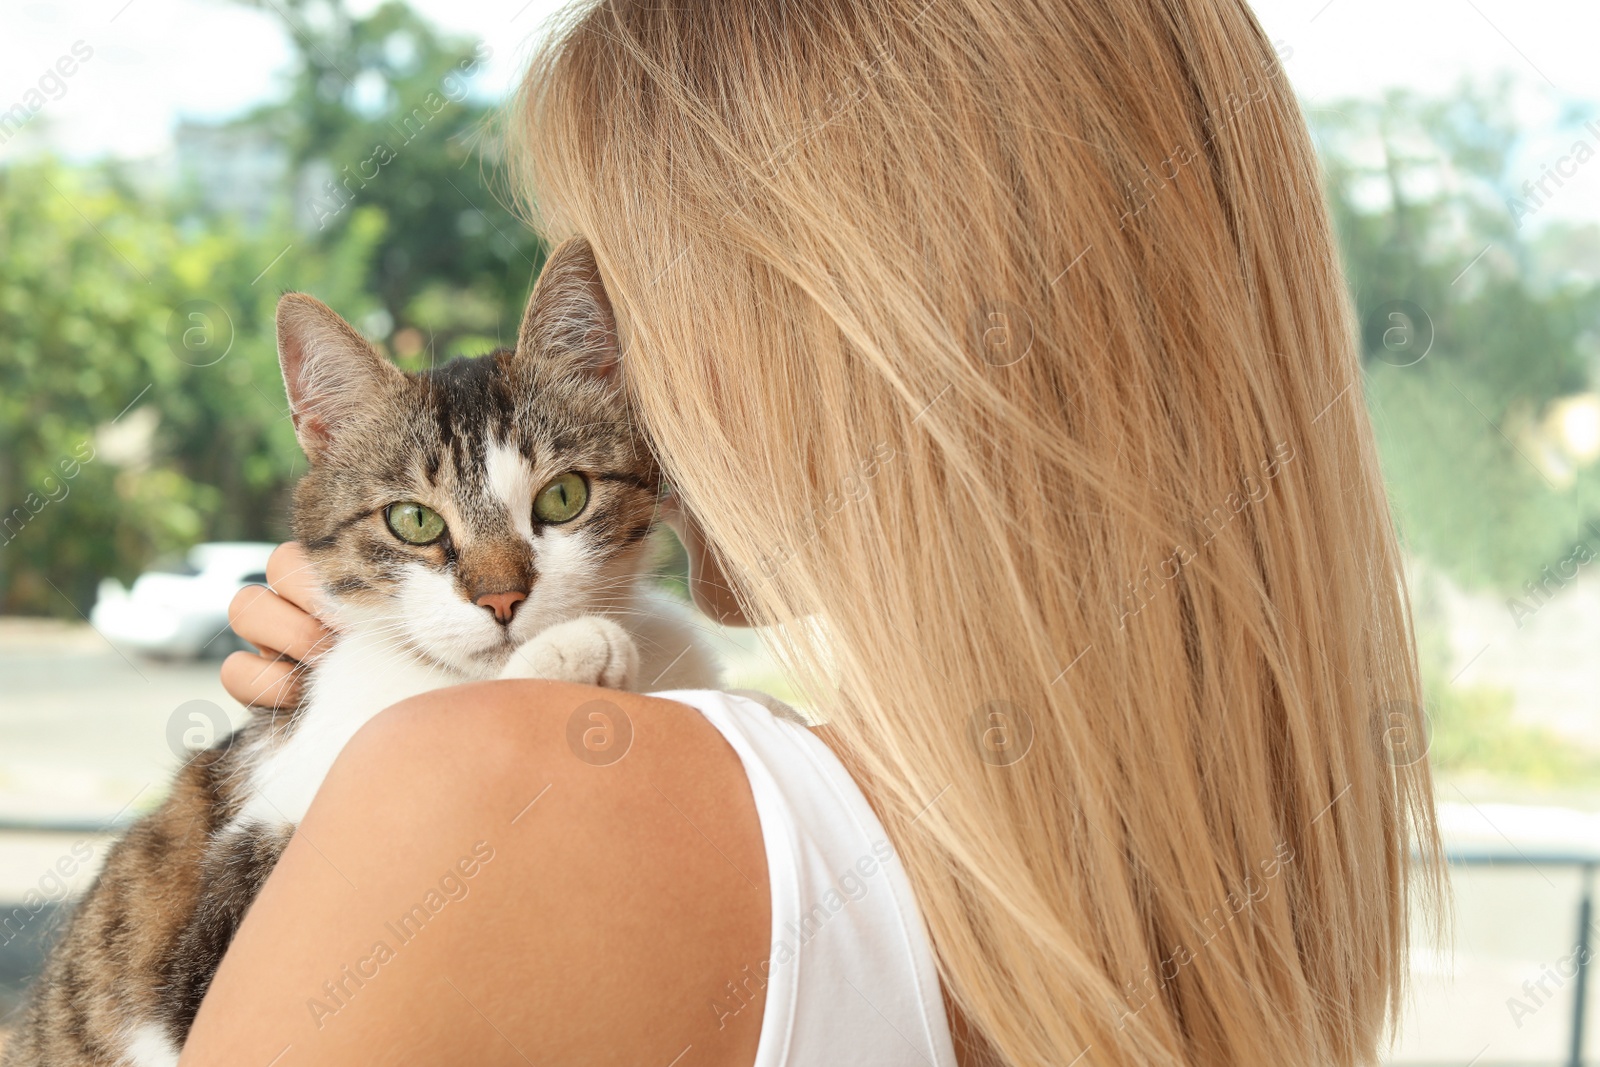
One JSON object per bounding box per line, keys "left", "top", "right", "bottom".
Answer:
{"left": 90, "top": 542, "right": 276, "bottom": 659}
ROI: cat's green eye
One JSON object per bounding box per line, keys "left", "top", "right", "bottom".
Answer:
{"left": 385, "top": 501, "right": 447, "bottom": 545}
{"left": 533, "top": 472, "right": 588, "bottom": 524}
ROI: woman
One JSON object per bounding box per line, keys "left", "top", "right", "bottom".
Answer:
{"left": 193, "top": 0, "right": 1439, "bottom": 1063}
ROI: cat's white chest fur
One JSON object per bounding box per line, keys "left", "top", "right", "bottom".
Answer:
{"left": 231, "top": 629, "right": 457, "bottom": 828}
{"left": 231, "top": 594, "right": 718, "bottom": 832}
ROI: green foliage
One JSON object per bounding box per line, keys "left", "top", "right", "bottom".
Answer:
{"left": 0, "top": 160, "right": 383, "bottom": 613}
{"left": 0, "top": 0, "right": 549, "bottom": 617}
{"left": 1424, "top": 668, "right": 1600, "bottom": 784}
{"left": 1367, "top": 361, "right": 1600, "bottom": 588}
{"left": 1316, "top": 84, "right": 1600, "bottom": 783}
{"left": 0, "top": 162, "right": 162, "bottom": 614}
{"left": 234, "top": 0, "right": 546, "bottom": 351}
{"left": 4, "top": 1, "right": 1600, "bottom": 804}
{"left": 1406, "top": 580, "right": 1600, "bottom": 784}
{"left": 1313, "top": 83, "right": 1600, "bottom": 592}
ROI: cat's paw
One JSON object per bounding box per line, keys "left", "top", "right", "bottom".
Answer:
{"left": 500, "top": 616, "right": 640, "bottom": 690}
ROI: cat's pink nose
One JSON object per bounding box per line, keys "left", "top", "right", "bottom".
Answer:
{"left": 475, "top": 590, "right": 527, "bottom": 624}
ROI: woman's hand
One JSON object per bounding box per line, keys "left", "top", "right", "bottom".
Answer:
{"left": 221, "top": 542, "right": 334, "bottom": 710}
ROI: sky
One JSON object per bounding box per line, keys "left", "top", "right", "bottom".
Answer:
{"left": 2, "top": 0, "right": 1598, "bottom": 221}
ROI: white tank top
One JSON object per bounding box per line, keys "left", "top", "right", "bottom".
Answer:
{"left": 654, "top": 688, "right": 960, "bottom": 1067}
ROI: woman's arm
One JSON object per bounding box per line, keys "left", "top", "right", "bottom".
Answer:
{"left": 180, "top": 680, "right": 770, "bottom": 1066}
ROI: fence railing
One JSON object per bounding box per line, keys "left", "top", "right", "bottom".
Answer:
{"left": 1447, "top": 847, "right": 1599, "bottom": 1067}
{"left": 0, "top": 825, "right": 1593, "bottom": 1062}
{"left": 0, "top": 818, "right": 129, "bottom": 836}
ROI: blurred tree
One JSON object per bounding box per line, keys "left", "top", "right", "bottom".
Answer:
{"left": 231, "top": 0, "right": 547, "bottom": 359}
{"left": 0, "top": 160, "right": 382, "bottom": 614}
{"left": 0, "top": 161, "right": 171, "bottom": 614}
{"left": 5, "top": 10, "right": 1597, "bottom": 651}
{"left": 1311, "top": 82, "right": 1600, "bottom": 590}
{"left": 0, "top": 0, "right": 554, "bottom": 617}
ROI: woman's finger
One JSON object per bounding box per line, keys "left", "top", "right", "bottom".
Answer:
{"left": 264, "top": 541, "right": 326, "bottom": 615}
{"left": 228, "top": 583, "right": 333, "bottom": 664}
{"left": 221, "top": 650, "right": 307, "bottom": 711}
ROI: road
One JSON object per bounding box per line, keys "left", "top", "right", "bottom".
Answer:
{"left": 0, "top": 617, "right": 246, "bottom": 830}
{"left": 0, "top": 618, "right": 250, "bottom": 1019}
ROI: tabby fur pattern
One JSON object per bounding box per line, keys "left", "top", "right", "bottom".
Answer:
{"left": 3, "top": 237, "right": 718, "bottom": 1066}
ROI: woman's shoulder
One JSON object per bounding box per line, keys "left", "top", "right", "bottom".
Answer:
{"left": 180, "top": 680, "right": 769, "bottom": 1066}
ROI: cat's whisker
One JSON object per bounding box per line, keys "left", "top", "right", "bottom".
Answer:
{"left": 24, "top": 264, "right": 737, "bottom": 1062}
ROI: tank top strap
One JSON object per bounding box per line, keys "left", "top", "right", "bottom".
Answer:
{"left": 651, "top": 688, "right": 959, "bottom": 1067}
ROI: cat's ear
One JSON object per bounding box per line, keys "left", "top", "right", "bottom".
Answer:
{"left": 515, "top": 236, "right": 620, "bottom": 380}
{"left": 276, "top": 293, "right": 403, "bottom": 458}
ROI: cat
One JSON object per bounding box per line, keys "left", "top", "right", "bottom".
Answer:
{"left": 2, "top": 236, "right": 720, "bottom": 1066}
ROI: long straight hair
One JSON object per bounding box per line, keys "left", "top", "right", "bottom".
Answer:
{"left": 513, "top": 1, "right": 1440, "bottom": 1063}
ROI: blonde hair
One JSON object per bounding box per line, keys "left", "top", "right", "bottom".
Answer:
{"left": 513, "top": 1, "right": 1440, "bottom": 1063}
